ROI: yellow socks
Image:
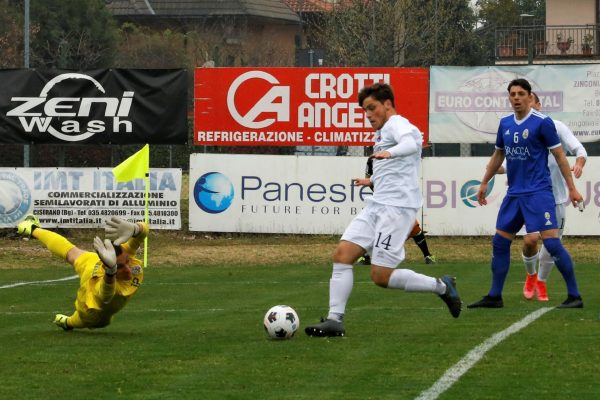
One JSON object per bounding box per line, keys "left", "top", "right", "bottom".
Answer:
{"left": 32, "top": 228, "right": 76, "bottom": 260}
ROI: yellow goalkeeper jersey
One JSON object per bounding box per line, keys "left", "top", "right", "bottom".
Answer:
{"left": 71, "top": 224, "right": 147, "bottom": 328}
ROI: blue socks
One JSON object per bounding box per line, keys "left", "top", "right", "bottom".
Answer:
{"left": 489, "top": 234, "right": 512, "bottom": 297}
{"left": 542, "top": 238, "right": 580, "bottom": 297}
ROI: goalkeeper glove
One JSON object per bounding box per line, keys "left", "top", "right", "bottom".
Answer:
{"left": 93, "top": 236, "right": 117, "bottom": 276}
{"left": 105, "top": 217, "right": 140, "bottom": 245}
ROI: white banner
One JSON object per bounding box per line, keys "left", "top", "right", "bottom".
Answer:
{"left": 189, "top": 154, "right": 372, "bottom": 234}
{"left": 422, "top": 157, "right": 600, "bottom": 236}
{"left": 422, "top": 157, "right": 506, "bottom": 235}
{"left": 430, "top": 65, "right": 600, "bottom": 143}
{"left": 188, "top": 154, "right": 600, "bottom": 236}
{"left": 0, "top": 168, "right": 182, "bottom": 229}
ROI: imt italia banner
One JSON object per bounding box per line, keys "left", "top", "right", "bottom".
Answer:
{"left": 0, "top": 69, "right": 188, "bottom": 144}
{"left": 194, "top": 67, "right": 429, "bottom": 147}
{"left": 0, "top": 168, "right": 182, "bottom": 229}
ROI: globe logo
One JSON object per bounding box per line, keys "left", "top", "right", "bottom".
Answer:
{"left": 0, "top": 172, "right": 31, "bottom": 224}
{"left": 0, "top": 180, "right": 22, "bottom": 214}
{"left": 460, "top": 177, "right": 495, "bottom": 208}
{"left": 193, "top": 172, "right": 234, "bottom": 214}
{"left": 448, "top": 70, "right": 543, "bottom": 141}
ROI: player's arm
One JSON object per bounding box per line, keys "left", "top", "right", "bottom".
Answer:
{"left": 561, "top": 134, "right": 587, "bottom": 179}
{"left": 558, "top": 123, "right": 587, "bottom": 178}
{"left": 478, "top": 148, "right": 505, "bottom": 206}
{"left": 358, "top": 158, "right": 374, "bottom": 190}
{"left": 544, "top": 119, "right": 583, "bottom": 206}
{"left": 489, "top": 160, "right": 506, "bottom": 175}
{"left": 549, "top": 145, "right": 583, "bottom": 206}
{"left": 92, "top": 237, "right": 117, "bottom": 303}
{"left": 121, "top": 222, "right": 149, "bottom": 255}
{"left": 371, "top": 129, "right": 419, "bottom": 160}
{"left": 353, "top": 177, "right": 372, "bottom": 187}
{"left": 480, "top": 120, "right": 508, "bottom": 205}
{"left": 572, "top": 155, "right": 587, "bottom": 179}
{"left": 105, "top": 217, "right": 149, "bottom": 254}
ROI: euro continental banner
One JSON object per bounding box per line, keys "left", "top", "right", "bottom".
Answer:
{"left": 194, "top": 67, "right": 429, "bottom": 146}
{"left": 430, "top": 65, "right": 600, "bottom": 143}
{"left": 0, "top": 69, "right": 187, "bottom": 144}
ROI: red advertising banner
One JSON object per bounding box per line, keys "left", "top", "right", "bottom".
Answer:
{"left": 194, "top": 68, "right": 429, "bottom": 146}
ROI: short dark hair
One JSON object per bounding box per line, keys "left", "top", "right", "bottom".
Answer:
{"left": 507, "top": 78, "right": 531, "bottom": 94}
{"left": 358, "top": 82, "right": 395, "bottom": 108}
{"left": 531, "top": 91, "right": 540, "bottom": 104}
{"left": 113, "top": 244, "right": 123, "bottom": 257}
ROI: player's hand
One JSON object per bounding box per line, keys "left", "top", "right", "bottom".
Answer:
{"left": 352, "top": 177, "right": 371, "bottom": 187}
{"left": 569, "top": 188, "right": 584, "bottom": 208}
{"left": 93, "top": 236, "right": 117, "bottom": 275}
{"left": 477, "top": 182, "right": 488, "bottom": 206}
{"left": 369, "top": 151, "right": 392, "bottom": 160}
{"left": 571, "top": 164, "right": 583, "bottom": 179}
{"left": 105, "top": 217, "right": 139, "bottom": 245}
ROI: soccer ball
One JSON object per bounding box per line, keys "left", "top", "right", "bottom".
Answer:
{"left": 263, "top": 305, "right": 300, "bottom": 339}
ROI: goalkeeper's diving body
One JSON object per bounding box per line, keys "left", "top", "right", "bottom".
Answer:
{"left": 17, "top": 215, "right": 148, "bottom": 330}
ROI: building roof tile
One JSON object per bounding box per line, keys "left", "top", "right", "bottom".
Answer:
{"left": 106, "top": 0, "right": 300, "bottom": 22}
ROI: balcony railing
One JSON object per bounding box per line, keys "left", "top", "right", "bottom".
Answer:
{"left": 495, "top": 24, "right": 600, "bottom": 59}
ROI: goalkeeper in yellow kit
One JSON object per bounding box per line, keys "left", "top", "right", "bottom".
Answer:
{"left": 17, "top": 215, "right": 148, "bottom": 330}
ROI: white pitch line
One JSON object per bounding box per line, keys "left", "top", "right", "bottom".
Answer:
{"left": 415, "top": 307, "right": 553, "bottom": 400}
{"left": 0, "top": 275, "right": 78, "bottom": 289}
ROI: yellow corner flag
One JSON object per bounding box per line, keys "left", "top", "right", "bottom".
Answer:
{"left": 112, "top": 144, "right": 150, "bottom": 267}
{"left": 112, "top": 144, "right": 149, "bottom": 182}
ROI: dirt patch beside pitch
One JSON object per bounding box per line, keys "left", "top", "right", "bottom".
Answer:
{"left": 1, "top": 231, "right": 597, "bottom": 269}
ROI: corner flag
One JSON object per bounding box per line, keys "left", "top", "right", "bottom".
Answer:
{"left": 112, "top": 144, "right": 150, "bottom": 267}
{"left": 112, "top": 144, "right": 149, "bottom": 182}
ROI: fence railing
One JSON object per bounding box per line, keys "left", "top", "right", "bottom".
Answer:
{"left": 495, "top": 24, "right": 600, "bottom": 59}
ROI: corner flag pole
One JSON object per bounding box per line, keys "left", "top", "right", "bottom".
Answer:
{"left": 112, "top": 144, "right": 150, "bottom": 267}
{"left": 143, "top": 170, "right": 149, "bottom": 268}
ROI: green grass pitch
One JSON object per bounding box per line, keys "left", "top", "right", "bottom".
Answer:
{"left": 1, "top": 261, "right": 599, "bottom": 399}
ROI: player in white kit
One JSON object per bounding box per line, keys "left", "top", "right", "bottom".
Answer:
{"left": 305, "top": 83, "right": 461, "bottom": 337}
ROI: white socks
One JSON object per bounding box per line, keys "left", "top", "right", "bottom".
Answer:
{"left": 537, "top": 245, "right": 554, "bottom": 282}
{"left": 521, "top": 248, "right": 554, "bottom": 281}
{"left": 387, "top": 269, "right": 443, "bottom": 294}
{"left": 327, "top": 263, "right": 353, "bottom": 321}
{"left": 522, "top": 253, "right": 539, "bottom": 276}
{"left": 327, "top": 265, "right": 446, "bottom": 322}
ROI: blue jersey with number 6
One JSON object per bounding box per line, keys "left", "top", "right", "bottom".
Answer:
{"left": 495, "top": 109, "right": 561, "bottom": 196}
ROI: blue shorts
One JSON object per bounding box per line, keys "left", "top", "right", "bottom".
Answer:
{"left": 496, "top": 192, "right": 558, "bottom": 234}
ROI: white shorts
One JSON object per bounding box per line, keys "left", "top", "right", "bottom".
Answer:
{"left": 341, "top": 202, "right": 418, "bottom": 268}
{"left": 517, "top": 203, "right": 566, "bottom": 237}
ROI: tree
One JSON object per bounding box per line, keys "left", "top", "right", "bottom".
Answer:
{"left": 404, "top": 1, "right": 484, "bottom": 66}
{"left": 476, "top": 0, "right": 546, "bottom": 63}
{"left": 477, "top": 0, "right": 545, "bottom": 27}
{"left": 310, "top": 0, "right": 484, "bottom": 67}
{"left": 0, "top": 0, "right": 25, "bottom": 68}
{"left": 311, "top": 0, "right": 408, "bottom": 67}
{"left": 114, "top": 23, "right": 187, "bottom": 69}
{"left": 29, "top": 0, "right": 118, "bottom": 69}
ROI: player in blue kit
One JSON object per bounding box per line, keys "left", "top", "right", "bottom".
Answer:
{"left": 468, "top": 78, "right": 584, "bottom": 309}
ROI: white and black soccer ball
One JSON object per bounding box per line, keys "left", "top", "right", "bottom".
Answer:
{"left": 263, "top": 305, "right": 299, "bottom": 340}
